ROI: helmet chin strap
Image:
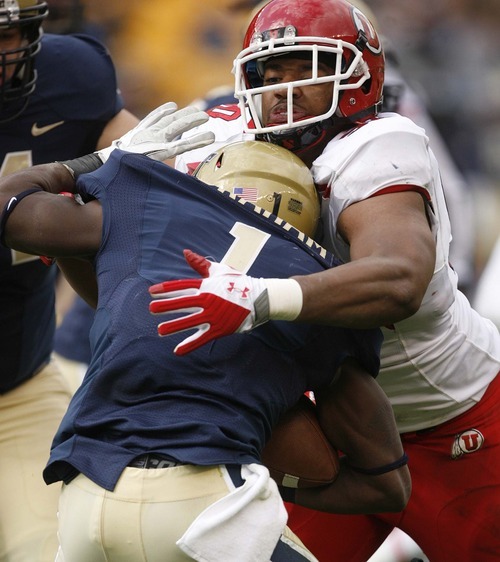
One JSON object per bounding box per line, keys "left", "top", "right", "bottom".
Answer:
{"left": 256, "top": 104, "right": 379, "bottom": 166}
{"left": 256, "top": 119, "right": 341, "bottom": 168}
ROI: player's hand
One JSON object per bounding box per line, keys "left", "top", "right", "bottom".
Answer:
{"left": 97, "top": 102, "right": 215, "bottom": 163}
{"left": 149, "top": 249, "right": 270, "bottom": 355}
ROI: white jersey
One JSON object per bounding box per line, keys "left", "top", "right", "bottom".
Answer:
{"left": 385, "top": 65, "right": 475, "bottom": 290}
{"left": 176, "top": 106, "right": 500, "bottom": 433}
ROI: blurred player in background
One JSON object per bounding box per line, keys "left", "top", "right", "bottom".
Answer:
{"left": 0, "top": 1, "right": 137, "bottom": 559}
{"left": 0, "top": 106, "right": 410, "bottom": 561}
{"left": 46, "top": 0, "right": 106, "bottom": 391}
{"left": 44, "top": 0, "right": 83, "bottom": 34}
{"left": 155, "top": 0, "right": 500, "bottom": 560}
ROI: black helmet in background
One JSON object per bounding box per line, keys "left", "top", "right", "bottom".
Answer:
{"left": 0, "top": 0, "right": 48, "bottom": 122}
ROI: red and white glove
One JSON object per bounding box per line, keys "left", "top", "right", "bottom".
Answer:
{"left": 149, "top": 249, "right": 303, "bottom": 356}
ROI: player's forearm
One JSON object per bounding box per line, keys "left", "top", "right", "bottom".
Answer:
{"left": 0, "top": 163, "right": 75, "bottom": 201}
{"left": 292, "top": 254, "right": 431, "bottom": 328}
{"left": 293, "top": 462, "right": 411, "bottom": 514}
{"left": 0, "top": 164, "right": 101, "bottom": 258}
{"left": 296, "top": 359, "right": 412, "bottom": 514}
{"left": 0, "top": 163, "right": 76, "bottom": 250}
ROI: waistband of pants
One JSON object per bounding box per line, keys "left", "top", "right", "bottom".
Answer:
{"left": 128, "top": 453, "right": 186, "bottom": 469}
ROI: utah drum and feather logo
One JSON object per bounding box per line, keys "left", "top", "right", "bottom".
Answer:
{"left": 451, "top": 429, "right": 484, "bottom": 459}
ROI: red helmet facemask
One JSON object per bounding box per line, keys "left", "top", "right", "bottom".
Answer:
{"left": 233, "top": 0, "right": 384, "bottom": 149}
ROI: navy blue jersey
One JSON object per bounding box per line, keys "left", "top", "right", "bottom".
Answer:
{"left": 0, "top": 33, "right": 124, "bottom": 391}
{"left": 54, "top": 296, "right": 94, "bottom": 364}
{"left": 44, "top": 151, "right": 382, "bottom": 491}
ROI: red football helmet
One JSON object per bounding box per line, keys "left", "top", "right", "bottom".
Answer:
{"left": 233, "top": 0, "right": 384, "bottom": 138}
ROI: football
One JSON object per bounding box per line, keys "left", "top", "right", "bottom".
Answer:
{"left": 261, "top": 394, "right": 340, "bottom": 488}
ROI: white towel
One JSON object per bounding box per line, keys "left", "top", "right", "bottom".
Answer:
{"left": 177, "top": 463, "right": 287, "bottom": 562}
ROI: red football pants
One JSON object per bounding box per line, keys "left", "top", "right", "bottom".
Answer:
{"left": 287, "top": 373, "right": 500, "bottom": 562}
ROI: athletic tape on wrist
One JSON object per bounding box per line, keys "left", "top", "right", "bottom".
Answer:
{"left": 58, "top": 153, "right": 103, "bottom": 180}
{"left": 265, "top": 278, "right": 303, "bottom": 321}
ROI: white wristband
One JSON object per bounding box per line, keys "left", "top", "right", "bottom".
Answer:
{"left": 265, "top": 278, "right": 303, "bottom": 321}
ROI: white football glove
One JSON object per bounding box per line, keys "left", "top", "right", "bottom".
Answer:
{"left": 97, "top": 101, "right": 215, "bottom": 163}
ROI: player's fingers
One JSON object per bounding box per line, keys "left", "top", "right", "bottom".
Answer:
{"left": 155, "top": 133, "right": 214, "bottom": 160}
{"left": 161, "top": 108, "right": 210, "bottom": 139}
{"left": 150, "top": 296, "right": 203, "bottom": 315}
{"left": 184, "top": 250, "right": 212, "bottom": 277}
{"left": 174, "top": 329, "right": 213, "bottom": 356}
{"left": 141, "top": 101, "right": 179, "bottom": 127}
{"left": 149, "top": 279, "right": 202, "bottom": 296}
{"left": 157, "top": 312, "right": 205, "bottom": 336}
{"left": 179, "top": 131, "right": 216, "bottom": 152}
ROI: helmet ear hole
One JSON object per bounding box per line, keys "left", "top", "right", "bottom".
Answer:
{"left": 361, "top": 77, "right": 372, "bottom": 94}
{"left": 194, "top": 141, "right": 320, "bottom": 238}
